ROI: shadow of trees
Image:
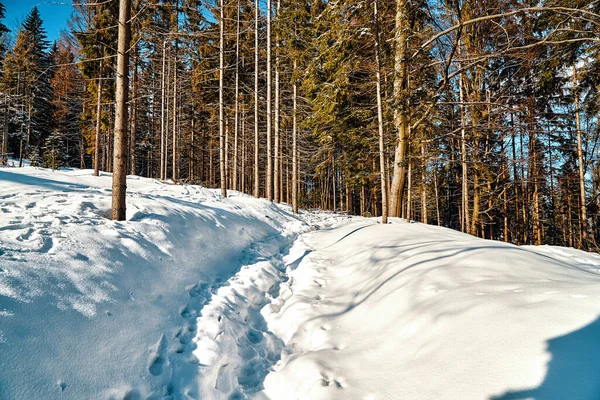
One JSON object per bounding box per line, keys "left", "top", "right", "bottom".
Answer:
{"left": 492, "top": 317, "right": 600, "bottom": 400}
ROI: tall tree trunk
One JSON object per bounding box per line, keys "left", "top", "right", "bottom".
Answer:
{"left": 460, "top": 71, "right": 470, "bottom": 233}
{"left": 434, "top": 169, "right": 441, "bottom": 226}
{"left": 94, "top": 52, "right": 103, "bottom": 177}
{"left": 254, "top": 0, "right": 260, "bottom": 198}
{"left": 421, "top": 143, "right": 428, "bottom": 224}
{"left": 389, "top": 0, "right": 409, "bottom": 217}
{"left": 233, "top": 0, "right": 240, "bottom": 192}
{"left": 274, "top": 0, "right": 281, "bottom": 203}
{"left": 172, "top": 56, "right": 178, "bottom": 181}
{"left": 573, "top": 65, "right": 588, "bottom": 247}
{"left": 374, "top": 0, "right": 388, "bottom": 224}
{"left": 407, "top": 159, "right": 412, "bottom": 221}
{"left": 292, "top": 59, "right": 299, "bottom": 214}
{"left": 242, "top": 109, "right": 246, "bottom": 194}
{"left": 266, "top": 0, "right": 273, "bottom": 201}
{"left": 111, "top": 0, "right": 131, "bottom": 221}
{"left": 130, "top": 48, "right": 137, "bottom": 176}
{"left": 219, "top": 0, "right": 227, "bottom": 197}
{"left": 160, "top": 40, "right": 167, "bottom": 181}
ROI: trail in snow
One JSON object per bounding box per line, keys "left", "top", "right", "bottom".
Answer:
{"left": 145, "top": 232, "right": 293, "bottom": 399}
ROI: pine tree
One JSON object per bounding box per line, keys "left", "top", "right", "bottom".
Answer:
{"left": 3, "top": 7, "right": 52, "bottom": 166}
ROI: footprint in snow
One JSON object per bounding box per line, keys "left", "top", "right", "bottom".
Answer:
{"left": 148, "top": 335, "right": 169, "bottom": 376}
{"left": 57, "top": 380, "right": 67, "bottom": 392}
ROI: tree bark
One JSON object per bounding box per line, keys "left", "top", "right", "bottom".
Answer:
{"left": 160, "top": 40, "right": 167, "bottom": 180}
{"left": 254, "top": 0, "right": 260, "bottom": 198}
{"left": 292, "top": 59, "right": 299, "bottom": 214}
{"left": 233, "top": 0, "right": 240, "bottom": 191}
{"left": 266, "top": 0, "right": 273, "bottom": 201}
{"left": 573, "top": 65, "right": 588, "bottom": 247}
{"left": 130, "top": 48, "right": 137, "bottom": 176}
{"left": 389, "top": 0, "right": 409, "bottom": 217}
{"left": 274, "top": 0, "right": 281, "bottom": 203}
{"left": 111, "top": 0, "right": 131, "bottom": 221}
{"left": 94, "top": 51, "right": 103, "bottom": 177}
{"left": 374, "top": 0, "right": 388, "bottom": 224}
{"left": 219, "top": 0, "right": 227, "bottom": 197}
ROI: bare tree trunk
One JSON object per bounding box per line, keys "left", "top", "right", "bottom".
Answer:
{"left": 1, "top": 94, "right": 5, "bottom": 156}
{"left": 233, "top": 0, "right": 240, "bottom": 192}
{"left": 434, "top": 169, "right": 441, "bottom": 226}
{"left": 242, "top": 109, "right": 246, "bottom": 194}
{"left": 219, "top": 0, "right": 227, "bottom": 197}
{"left": 160, "top": 40, "right": 167, "bottom": 180}
{"left": 130, "top": 48, "right": 137, "bottom": 176}
{"left": 266, "top": 0, "right": 273, "bottom": 201}
{"left": 111, "top": 0, "right": 131, "bottom": 221}
{"left": 459, "top": 71, "right": 470, "bottom": 233}
{"left": 292, "top": 59, "right": 299, "bottom": 214}
{"left": 254, "top": 0, "right": 260, "bottom": 198}
{"left": 225, "top": 119, "right": 229, "bottom": 187}
{"left": 407, "top": 159, "right": 412, "bottom": 221}
{"left": 573, "top": 65, "right": 588, "bottom": 247}
{"left": 389, "top": 0, "right": 409, "bottom": 217}
{"left": 274, "top": 0, "right": 281, "bottom": 203}
{"left": 374, "top": 0, "right": 388, "bottom": 224}
{"left": 172, "top": 56, "right": 178, "bottom": 181}
{"left": 94, "top": 52, "right": 103, "bottom": 177}
{"left": 421, "top": 143, "right": 427, "bottom": 224}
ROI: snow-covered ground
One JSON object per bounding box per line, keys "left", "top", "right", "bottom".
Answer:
{"left": 1, "top": 165, "right": 600, "bottom": 399}
{"left": 263, "top": 221, "right": 600, "bottom": 400}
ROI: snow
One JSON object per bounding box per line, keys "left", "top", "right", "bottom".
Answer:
{"left": 1, "top": 165, "right": 600, "bottom": 399}
{"left": 0, "top": 166, "right": 344, "bottom": 399}
{"left": 262, "top": 220, "right": 600, "bottom": 400}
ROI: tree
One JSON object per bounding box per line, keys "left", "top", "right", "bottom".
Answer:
{"left": 111, "top": 0, "right": 131, "bottom": 221}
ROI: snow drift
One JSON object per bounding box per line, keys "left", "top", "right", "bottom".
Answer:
{"left": 0, "top": 166, "right": 332, "bottom": 399}
{"left": 262, "top": 220, "right": 600, "bottom": 400}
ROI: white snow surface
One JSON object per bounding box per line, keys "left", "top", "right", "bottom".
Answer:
{"left": 1, "top": 166, "right": 600, "bottom": 399}
{"left": 0, "top": 166, "right": 354, "bottom": 399}
{"left": 262, "top": 220, "right": 600, "bottom": 400}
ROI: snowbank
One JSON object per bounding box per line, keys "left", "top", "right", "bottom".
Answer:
{"left": 0, "top": 167, "right": 317, "bottom": 399}
{"left": 262, "top": 220, "right": 600, "bottom": 400}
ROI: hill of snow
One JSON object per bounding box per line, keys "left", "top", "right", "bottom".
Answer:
{"left": 1, "top": 166, "right": 600, "bottom": 399}
{"left": 0, "top": 167, "right": 351, "bottom": 399}
{"left": 262, "top": 220, "right": 600, "bottom": 400}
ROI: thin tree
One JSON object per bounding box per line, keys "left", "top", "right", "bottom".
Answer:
{"left": 94, "top": 48, "right": 103, "bottom": 177}
{"left": 233, "top": 0, "right": 240, "bottom": 191}
{"left": 254, "top": 0, "right": 260, "bottom": 197}
{"left": 292, "top": 58, "right": 298, "bottom": 214}
{"left": 266, "top": 0, "right": 273, "bottom": 201}
{"left": 219, "top": 0, "right": 227, "bottom": 197}
{"left": 374, "top": 0, "right": 388, "bottom": 224}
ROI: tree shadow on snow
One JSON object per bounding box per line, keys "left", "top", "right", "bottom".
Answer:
{"left": 0, "top": 170, "right": 89, "bottom": 192}
{"left": 491, "top": 316, "right": 600, "bottom": 400}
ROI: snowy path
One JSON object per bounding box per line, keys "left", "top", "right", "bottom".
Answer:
{"left": 149, "top": 232, "right": 293, "bottom": 399}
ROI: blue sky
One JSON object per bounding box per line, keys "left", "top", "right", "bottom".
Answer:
{"left": 3, "top": 0, "right": 73, "bottom": 42}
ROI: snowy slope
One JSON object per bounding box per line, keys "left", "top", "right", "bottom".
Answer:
{"left": 3, "top": 165, "right": 600, "bottom": 400}
{"left": 0, "top": 166, "right": 354, "bottom": 399}
{"left": 262, "top": 220, "right": 600, "bottom": 400}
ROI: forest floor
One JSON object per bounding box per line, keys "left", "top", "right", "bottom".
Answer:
{"left": 1, "top": 164, "right": 600, "bottom": 399}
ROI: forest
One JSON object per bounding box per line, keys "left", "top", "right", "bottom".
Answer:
{"left": 0, "top": 0, "right": 599, "bottom": 250}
